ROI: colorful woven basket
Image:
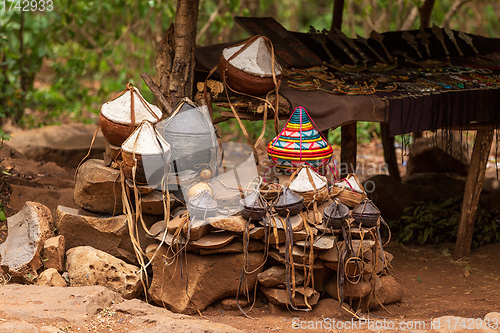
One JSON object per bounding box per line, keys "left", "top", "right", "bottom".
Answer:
{"left": 267, "top": 106, "right": 333, "bottom": 171}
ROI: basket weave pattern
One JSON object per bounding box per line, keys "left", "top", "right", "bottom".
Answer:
{"left": 330, "top": 173, "right": 367, "bottom": 207}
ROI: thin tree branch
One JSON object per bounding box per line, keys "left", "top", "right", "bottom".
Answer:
{"left": 196, "top": 0, "right": 224, "bottom": 44}
{"left": 401, "top": 6, "right": 419, "bottom": 30}
{"left": 442, "top": 0, "right": 472, "bottom": 27}
{"left": 141, "top": 72, "right": 172, "bottom": 116}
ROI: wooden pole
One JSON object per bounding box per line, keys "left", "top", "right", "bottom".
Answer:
{"left": 340, "top": 122, "right": 357, "bottom": 178}
{"left": 330, "top": 0, "right": 345, "bottom": 31}
{"left": 453, "top": 126, "right": 494, "bottom": 259}
{"left": 329, "top": 0, "right": 356, "bottom": 179}
{"left": 380, "top": 123, "right": 401, "bottom": 181}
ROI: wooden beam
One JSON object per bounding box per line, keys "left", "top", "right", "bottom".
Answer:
{"left": 340, "top": 122, "right": 357, "bottom": 179}
{"left": 380, "top": 123, "right": 401, "bottom": 181}
{"left": 453, "top": 125, "right": 494, "bottom": 259}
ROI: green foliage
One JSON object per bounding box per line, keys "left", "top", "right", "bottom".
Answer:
{"left": 327, "top": 122, "right": 380, "bottom": 146}
{"left": 390, "top": 197, "right": 500, "bottom": 248}
{"left": 0, "top": 202, "right": 6, "bottom": 222}
{"left": 217, "top": 116, "right": 278, "bottom": 143}
{"left": 0, "top": 10, "right": 55, "bottom": 127}
{"left": 0, "top": 0, "right": 498, "bottom": 137}
{"left": 0, "top": 0, "right": 170, "bottom": 130}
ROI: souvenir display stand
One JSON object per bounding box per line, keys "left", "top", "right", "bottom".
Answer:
{"left": 195, "top": 17, "right": 500, "bottom": 259}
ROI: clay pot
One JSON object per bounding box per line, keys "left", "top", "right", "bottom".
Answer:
{"left": 100, "top": 84, "right": 162, "bottom": 146}
{"left": 121, "top": 121, "right": 171, "bottom": 185}
{"left": 241, "top": 190, "right": 267, "bottom": 221}
{"left": 352, "top": 199, "right": 381, "bottom": 228}
{"left": 187, "top": 190, "right": 218, "bottom": 219}
{"left": 274, "top": 186, "right": 304, "bottom": 217}
{"left": 323, "top": 199, "right": 350, "bottom": 229}
{"left": 219, "top": 36, "right": 281, "bottom": 96}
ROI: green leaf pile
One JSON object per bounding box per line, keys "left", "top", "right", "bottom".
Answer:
{"left": 389, "top": 197, "right": 500, "bottom": 248}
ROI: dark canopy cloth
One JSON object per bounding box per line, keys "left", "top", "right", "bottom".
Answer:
{"left": 279, "top": 83, "right": 388, "bottom": 132}
{"left": 386, "top": 88, "right": 500, "bottom": 135}
{"left": 195, "top": 30, "right": 500, "bottom": 136}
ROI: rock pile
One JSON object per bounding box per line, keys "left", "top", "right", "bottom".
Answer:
{"left": 0, "top": 152, "right": 403, "bottom": 316}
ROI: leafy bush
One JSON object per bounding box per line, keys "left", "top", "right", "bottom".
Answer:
{"left": 327, "top": 122, "right": 380, "bottom": 146}
{"left": 389, "top": 197, "right": 500, "bottom": 248}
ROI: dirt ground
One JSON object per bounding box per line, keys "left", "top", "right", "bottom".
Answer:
{"left": 1, "top": 140, "right": 499, "bottom": 332}
{"left": 198, "top": 241, "right": 500, "bottom": 332}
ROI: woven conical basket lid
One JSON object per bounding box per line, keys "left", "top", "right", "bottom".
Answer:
{"left": 268, "top": 106, "right": 333, "bottom": 170}
{"left": 289, "top": 166, "right": 327, "bottom": 193}
{"left": 335, "top": 176, "right": 364, "bottom": 193}
{"left": 222, "top": 36, "right": 281, "bottom": 77}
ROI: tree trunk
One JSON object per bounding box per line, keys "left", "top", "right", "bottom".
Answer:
{"left": 155, "top": 25, "right": 175, "bottom": 115}
{"left": 330, "top": 0, "right": 345, "bottom": 31}
{"left": 419, "top": 0, "right": 436, "bottom": 28}
{"left": 169, "top": 0, "right": 200, "bottom": 106}
{"left": 155, "top": 0, "right": 199, "bottom": 112}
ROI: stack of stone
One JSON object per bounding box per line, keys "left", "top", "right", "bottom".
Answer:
{"left": 140, "top": 194, "right": 402, "bottom": 314}
{"left": 0, "top": 145, "right": 402, "bottom": 315}
{"left": 70, "top": 153, "right": 403, "bottom": 314}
